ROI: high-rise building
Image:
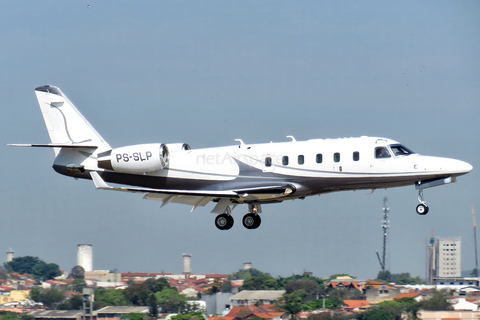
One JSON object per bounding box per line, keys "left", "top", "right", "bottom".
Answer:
{"left": 6, "top": 248, "right": 14, "bottom": 262}
{"left": 435, "top": 237, "right": 461, "bottom": 277}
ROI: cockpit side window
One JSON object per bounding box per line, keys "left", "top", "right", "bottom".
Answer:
{"left": 375, "top": 147, "right": 391, "bottom": 159}
{"left": 389, "top": 144, "right": 415, "bottom": 156}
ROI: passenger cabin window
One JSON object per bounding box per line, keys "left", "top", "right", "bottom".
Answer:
{"left": 334, "top": 153, "right": 340, "bottom": 162}
{"left": 282, "top": 156, "right": 289, "bottom": 166}
{"left": 375, "top": 147, "right": 391, "bottom": 159}
{"left": 390, "top": 144, "right": 415, "bottom": 156}
{"left": 353, "top": 152, "right": 360, "bottom": 161}
{"left": 265, "top": 157, "right": 272, "bottom": 167}
{"left": 298, "top": 155, "right": 304, "bottom": 165}
{"left": 316, "top": 154, "right": 323, "bottom": 163}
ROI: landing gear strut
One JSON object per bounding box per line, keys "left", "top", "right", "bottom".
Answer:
{"left": 215, "top": 207, "right": 234, "bottom": 230}
{"left": 242, "top": 204, "right": 262, "bottom": 229}
{"left": 416, "top": 189, "right": 429, "bottom": 215}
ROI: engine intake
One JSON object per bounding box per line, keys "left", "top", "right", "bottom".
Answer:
{"left": 98, "top": 143, "right": 169, "bottom": 174}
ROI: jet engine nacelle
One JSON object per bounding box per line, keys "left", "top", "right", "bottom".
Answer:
{"left": 98, "top": 143, "right": 169, "bottom": 174}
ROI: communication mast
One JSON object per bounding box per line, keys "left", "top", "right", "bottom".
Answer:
{"left": 472, "top": 207, "right": 478, "bottom": 277}
{"left": 376, "top": 197, "right": 390, "bottom": 271}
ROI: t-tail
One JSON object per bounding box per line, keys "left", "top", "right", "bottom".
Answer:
{"left": 9, "top": 85, "right": 111, "bottom": 176}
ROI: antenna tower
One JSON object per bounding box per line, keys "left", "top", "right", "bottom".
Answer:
{"left": 472, "top": 207, "right": 478, "bottom": 277}
{"left": 376, "top": 197, "right": 390, "bottom": 271}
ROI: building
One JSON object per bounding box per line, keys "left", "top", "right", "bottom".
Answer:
{"left": 96, "top": 306, "right": 148, "bottom": 320}
{"left": 77, "top": 244, "right": 93, "bottom": 272}
{"left": 230, "top": 290, "right": 285, "bottom": 307}
{"left": 435, "top": 237, "right": 461, "bottom": 277}
{"left": 201, "top": 293, "right": 234, "bottom": 315}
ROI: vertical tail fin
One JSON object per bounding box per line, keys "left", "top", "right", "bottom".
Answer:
{"left": 34, "top": 85, "right": 111, "bottom": 152}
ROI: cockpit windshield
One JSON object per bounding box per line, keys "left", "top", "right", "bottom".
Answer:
{"left": 389, "top": 144, "right": 415, "bottom": 156}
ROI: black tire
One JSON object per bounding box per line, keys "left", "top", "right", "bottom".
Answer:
{"left": 416, "top": 203, "right": 429, "bottom": 215}
{"left": 243, "top": 213, "right": 261, "bottom": 229}
{"left": 215, "top": 214, "right": 233, "bottom": 230}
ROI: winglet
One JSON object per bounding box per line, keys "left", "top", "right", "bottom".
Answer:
{"left": 90, "top": 171, "right": 110, "bottom": 189}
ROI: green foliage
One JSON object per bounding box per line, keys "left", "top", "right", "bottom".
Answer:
{"left": 95, "top": 288, "right": 132, "bottom": 309}
{"left": 4, "top": 256, "right": 42, "bottom": 274}
{"left": 170, "top": 312, "right": 204, "bottom": 320}
{"left": 276, "top": 290, "right": 306, "bottom": 320}
{"left": 285, "top": 279, "right": 321, "bottom": 302}
{"left": 375, "top": 271, "right": 425, "bottom": 285}
{"left": 221, "top": 280, "right": 232, "bottom": 293}
{"left": 155, "top": 288, "right": 186, "bottom": 313}
{"left": 71, "top": 279, "right": 87, "bottom": 293}
{"left": 241, "top": 274, "right": 281, "bottom": 290}
{"left": 205, "top": 278, "right": 224, "bottom": 295}
{"left": 357, "top": 308, "right": 395, "bottom": 320}
{"left": 228, "top": 268, "right": 267, "bottom": 280}
{"left": 0, "top": 311, "right": 23, "bottom": 320}
{"left": 123, "top": 283, "right": 153, "bottom": 306}
{"left": 32, "top": 262, "right": 61, "bottom": 283}
{"left": 56, "top": 295, "right": 83, "bottom": 310}
{"left": 303, "top": 299, "right": 343, "bottom": 310}
{"left": 4, "top": 256, "right": 60, "bottom": 282}
{"left": 144, "top": 278, "right": 171, "bottom": 293}
{"left": 70, "top": 266, "right": 85, "bottom": 280}
{"left": 147, "top": 294, "right": 158, "bottom": 317}
{"left": 419, "top": 289, "right": 453, "bottom": 311}
{"left": 30, "top": 287, "right": 66, "bottom": 309}
{"left": 307, "top": 312, "right": 356, "bottom": 320}
{"left": 120, "top": 313, "right": 146, "bottom": 320}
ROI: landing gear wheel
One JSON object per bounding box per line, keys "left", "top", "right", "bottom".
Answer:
{"left": 416, "top": 203, "right": 429, "bottom": 215}
{"left": 243, "top": 213, "right": 261, "bottom": 229}
{"left": 215, "top": 214, "right": 234, "bottom": 230}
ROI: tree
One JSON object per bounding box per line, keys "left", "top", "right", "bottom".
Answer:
{"left": 147, "top": 294, "right": 158, "bottom": 317}
{"left": 303, "top": 299, "right": 343, "bottom": 310}
{"left": 242, "top": 274, "right": 280, "bottom": 290}
{"left": 171, "top": 312, "right": 204, "bottom": 320}
{"left": 205, "top": 279, "right": 224, "bottom": 295}
{"left": 70, "top": 266, "right": 85, "bottom": 280}
{"left": 32, "top": 262, "right": 62, "bottom": 283}
{"left": 285, "top": 279, "right": 320, "bottom": 302}
{"left": 357, "top": 308, "right": 395, "bottom": 320}
{"left": 221, "top": 280, "right": 232, "bottom": 293}
{"left": 155, "top": 288, "right": 186, "bottom": 313}
{"left": 30, "top": 287, "right": 66, "bottom": 309}
{"left": 307, "top": 312, "right": 356, "bottom": 320}
{"left": 71, "top": 279, "right": 87, "bottom": 293}
{"left": 4, "top": 256, "right": 42, "bottom": 274}
{"left": 95, "top": 288, "right": 132, "bottom": 309}
{"left": 419, "top": 289, "right": 453, "bottom": 311}
{"left": 228, "top": 268, "right": 267, "bottom": 280}
{"left": 276, "top": 290, "right": 306, "bottom": 320}
{"left": 120, "top": 313, "right": 146, "bottom": 320}
{"left": 376, "top": 270, "right": 392, "bottom": 283}
{"left": 57, "top": 295, "right": 83, "bottom": 310}
{"left": 123, "top": 283, "right": 152, "bottom": 306}
{"left": 144, "top": 278, "right": 170, "bottom": 293}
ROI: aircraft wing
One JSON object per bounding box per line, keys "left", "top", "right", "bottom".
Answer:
{"left": 90, "top": 172, "right": 295, "bottom": 212}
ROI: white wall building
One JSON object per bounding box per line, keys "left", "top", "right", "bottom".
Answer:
{"left": 435, "top": 237, "right": 461, "bottom": 278}
{"left": 77, "top": 244, "right": 93, "bottom": 272}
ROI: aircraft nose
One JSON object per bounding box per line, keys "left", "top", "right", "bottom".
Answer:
{"left": 442, "top": 158, "right": 473, "bottom": 175}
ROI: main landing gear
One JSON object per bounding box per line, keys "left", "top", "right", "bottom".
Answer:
{"left": 214, "top": 203, "right": 262, "bottom": 230}
{"left": 416, "top": 189, "right": 429, "bottom": 215}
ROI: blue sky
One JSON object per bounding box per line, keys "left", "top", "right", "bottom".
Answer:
{"left": 1, "top": 1, "right": 479, "bottom": 280}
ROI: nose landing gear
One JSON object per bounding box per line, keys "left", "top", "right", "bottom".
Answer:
{"left": 416, "top": 189, "right": 429, "bottom": 215}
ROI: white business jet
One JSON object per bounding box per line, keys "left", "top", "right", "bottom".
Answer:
{"left": 10, "top": 85, "right": 473, "bottom": 230}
